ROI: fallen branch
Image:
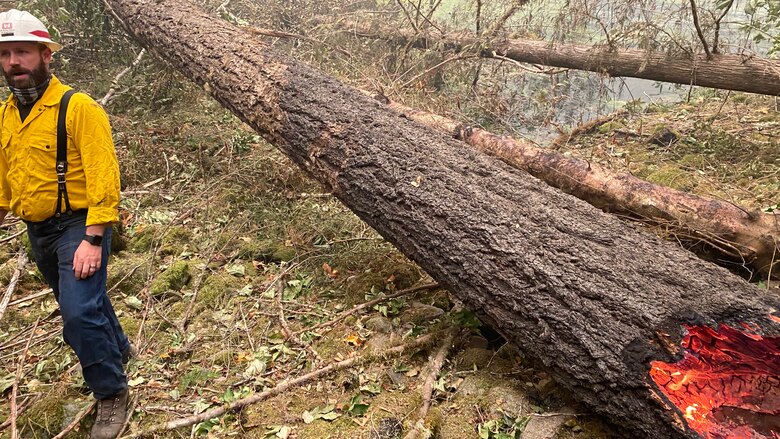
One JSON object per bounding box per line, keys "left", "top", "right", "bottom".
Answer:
{"left": 276, "top": 276, "right": 323, "bottom": 364}
{"left": 9, "top": 318, "right": 39, "bottom": 439}
{"left": 293, "top": 282, "right": 439, "bottom": 336}
{"left": 99, "top": 48, "right": 146, "bottom": 106}
{"left": 403, "top": 334, "right": 454, "bottom": 439}
{"left": 551, "top": 109, "right": 628, "bottom": 148}
{"left": 51, "top": 401, "right": 96, "bottom": 439}
{"left": 122, "top": 332, "right": 440, "bottom": 437}
{"left": 0, "top": 227, "right": 26, "bottom": 244}
{"left": 0, "top": 252, "right": 28, "bottom": 324}
{"left": 7, "top": 288, "right": 52, "bottom": 308}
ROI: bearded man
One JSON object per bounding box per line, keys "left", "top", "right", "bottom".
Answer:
{"left": 0, "top": 9, "right": 133, "bottom": 438}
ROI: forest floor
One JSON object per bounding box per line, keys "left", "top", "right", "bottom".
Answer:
{"left": 1, "top": 51, "right": 779, "bottom": 439}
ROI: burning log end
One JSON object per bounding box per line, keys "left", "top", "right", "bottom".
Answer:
{"left": 650, "top": 318, "right": 780, "bottom": 439}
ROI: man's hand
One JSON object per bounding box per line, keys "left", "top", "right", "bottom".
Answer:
{"left": 73, "top": 224, "right": 107, "bottom": 280}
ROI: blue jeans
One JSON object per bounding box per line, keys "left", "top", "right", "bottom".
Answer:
{"left": 26, "top": 211, "right": 128, "bottom": 399}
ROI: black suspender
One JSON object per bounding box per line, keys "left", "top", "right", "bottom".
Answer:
{"left": 55, "top": 89, "right": 76, "bottom": 217}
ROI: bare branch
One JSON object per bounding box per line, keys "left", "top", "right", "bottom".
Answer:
{"left": 0, "top": 252, "right": 28, "bottom": 324}
{"left": 99, "top": 48, "right": 146, "bottom": 106}
{"left": 689, "top": 0, "right": 713, "bottom": 59}
{"left": 712, "top": 0, "right": 735, "bottom": 54}
{"left": 486, "top": 0, "right": 529, "bottom": 38}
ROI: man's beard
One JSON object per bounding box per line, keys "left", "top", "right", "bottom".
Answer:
{"left": 3, "top": 59, "right": 49, "bottom": 89}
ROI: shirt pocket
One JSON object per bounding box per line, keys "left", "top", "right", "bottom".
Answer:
{"left": 26, "top": 131, "right": 58, "bottom": 176}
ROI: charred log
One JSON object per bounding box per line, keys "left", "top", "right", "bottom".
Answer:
{"left": 375, "top": 97, "right": 780, "bottom": 278}
{"left": 337, "top": 20, "right": 780, "bottom": 97}
{"left": 106, "top": 1, "right": 780, "bottom": 438}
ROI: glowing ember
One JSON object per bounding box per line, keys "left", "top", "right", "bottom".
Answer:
{"left": 650, "top": 323, "right": 780, "bottom": 439}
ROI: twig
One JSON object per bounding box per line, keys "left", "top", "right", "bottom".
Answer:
{"left": 244, "top": 27, "right": 351, "bottom": 57}
{"left": 486, "top": 0, "right": 529, "bottom": 38}
{"left": 276, "top": 276, "right": 323, "bottom": 365}
{"left": 10, "top": 318, "right": 39, "bottom": 439}
{"left": 552, "top": 109, "right": 628, "bottom": 148}
{"left": 399, "top": 55, "right": 477, "bottom": 89}
{"left": 402, "top": 334, "right": 454, "bottom": 439}
{"left": 99, "top": 48, "right": 146, "bottom": 106}
{"left": 689, "top": 0, "right": 712, "bottom": 59}
{"left": 51, "top": 401, "right": 96, "bottom": 439}
{"left": 121, "top": 332, "right": 439, "bottom": 437}
{"left": 0, "top": 397, "right": 33, "bottom": 432}
{"left": 711, "top": 0, "right": 734, "bottom": 53}
{"left": 395, "top": 0, "right": 419, "bottom": 33}
{"left": 0, "top": 227, "right": 26, "bottom": 244}
{"left": 293, "top": 283, "right": 439, "bottom": 336}
{"left": 7, "top": 288, "right": 52, "bottom": 308}
{"left": 0, "top": 252, "right": 28, "bottom": 324}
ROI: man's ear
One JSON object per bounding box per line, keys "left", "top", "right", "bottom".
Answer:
{"left": 40, "top": 45, "right": 53, "bottom": 65}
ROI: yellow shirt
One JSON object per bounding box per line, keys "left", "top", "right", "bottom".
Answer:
{"left": 0, "top": 75, "right": 120, "bottom": 225}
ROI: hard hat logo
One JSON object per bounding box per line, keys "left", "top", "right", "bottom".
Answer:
{"left": 0, "top": 9, "right": 62, "bottom": 52}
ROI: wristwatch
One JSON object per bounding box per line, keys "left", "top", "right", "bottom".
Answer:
{"left": 83, "top": 234, "right": 103, "bottom": 246}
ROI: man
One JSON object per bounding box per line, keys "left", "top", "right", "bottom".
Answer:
{"left": 0, "top": 9, "right": 132, "bottom": 438}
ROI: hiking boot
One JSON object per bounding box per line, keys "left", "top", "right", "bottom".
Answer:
{"left": 121, "top": 344, "right": 138, "bottom": 365}
{"left": 91, "top": 389, "right": 129, "bottom": 439}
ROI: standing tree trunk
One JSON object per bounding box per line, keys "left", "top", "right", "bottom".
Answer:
{"left": 337, "top": 20, "right": 780, "bottom": 96}
{"left": 105, "top": 1, "right": 780, "bottom": 438}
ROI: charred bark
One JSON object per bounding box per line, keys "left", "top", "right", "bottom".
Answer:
{"left": 338, "top": 20, "right": 780, "bottom": 96}
{"left": 106, "top": 1, "right": 780, "bottom": 438}
{"left": 375, "top": 97, "right": 780, "bottom": 278}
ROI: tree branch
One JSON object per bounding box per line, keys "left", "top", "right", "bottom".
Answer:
{"left": 402, "top": 334, "right": 454, "bottom": 439}
{"left": 0, "top": 252, "right": 28, "bottom": 324}
{"left": 712, "top": 0, "right": 735, "bottom": 54}
{"left": 486, "top": 0, "right": 529, "bottom": 38}
{"left": 121, "top": 332, "right": 441, "bottom": 437}
{"left": 689, "top": 0, "right": 712, "bottom": 59}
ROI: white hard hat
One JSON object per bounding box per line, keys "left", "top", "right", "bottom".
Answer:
{"left": 0, "top": 9, "right": 61, "bottom": 52}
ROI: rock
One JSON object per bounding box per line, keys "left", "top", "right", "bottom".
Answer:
{"left": 649, "top": 126, "right": 679, "bottom": 147}
{"left": 453, "top": 347, "right": 494, "bottom": 371}
{"left": 364, "top": 315, "right": 394, "bottom": 333}
{"left": 365, "top": 333, "right": 394, "bottom": 355}
{"left": 466, "top": 335, "right": 489, "bottom": 349}
{"left": 398, "top": 302, "right": 444, "bottom": 325}
{"left": 522, "top": 408, "right": 576, "bottom": 439}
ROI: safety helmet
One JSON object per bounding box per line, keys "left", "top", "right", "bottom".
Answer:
{"left": 0, "top": 9, "right": 61, "bottom": 52}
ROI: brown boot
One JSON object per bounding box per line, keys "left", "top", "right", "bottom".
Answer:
{"left": 91, "top": 389, "right": 130, "bottom": 439}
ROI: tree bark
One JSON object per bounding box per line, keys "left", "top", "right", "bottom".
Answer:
{"left": 105, "top": 1, "right": 780, "bottom": 438}
{"left": 337, "top": 20, "right": 780, "bottom": 96}
{"left": 374, "top": 96, "right": 780, "bottom": 278}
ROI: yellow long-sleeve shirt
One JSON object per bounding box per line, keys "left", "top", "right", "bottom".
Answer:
{"left": 0, "top": 75, "right": 120, "bottom": 225}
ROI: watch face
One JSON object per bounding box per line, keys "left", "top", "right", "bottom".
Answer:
{"left": 84, "top": 234, "right": 103, "bottom": 246}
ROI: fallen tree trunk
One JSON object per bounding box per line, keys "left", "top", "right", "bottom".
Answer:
{"left": 337, "top": 20, "right": 780, "bottom": 96}
{"left": 106, "top": 1, "right": 780, "bottom": 438}
{"left": 374, "top": 96, "right": 780, "bottom": 278}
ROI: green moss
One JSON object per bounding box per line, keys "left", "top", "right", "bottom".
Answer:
{"left": 17, "top": 384, "right": 68, "bottom": 437}
{"left": 129, "top": 224, "right": 159, "bottom": 252}
{"left": 110, "top": 223, "right": 128, "bottom": 253}
{"left": 597, "top": 121, "right": 624, "bottom": 134}
{"left": 150, "top": 260, "right": 191, "bottom": 296}
{"left": 644, "top": 164, "right": 694, "bottom": 191}
{"left": 160, "top": 226, "right": 194, "bottom": 256}
{"left": 197, "top": 271, "right": 244, "bottom": 307}
{"left": 107, "top": 253, "right": 153, "bottom": 295}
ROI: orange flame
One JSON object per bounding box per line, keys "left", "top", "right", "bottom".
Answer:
{"left": 650, "top": 321, "right": 780, "bottom": 439}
